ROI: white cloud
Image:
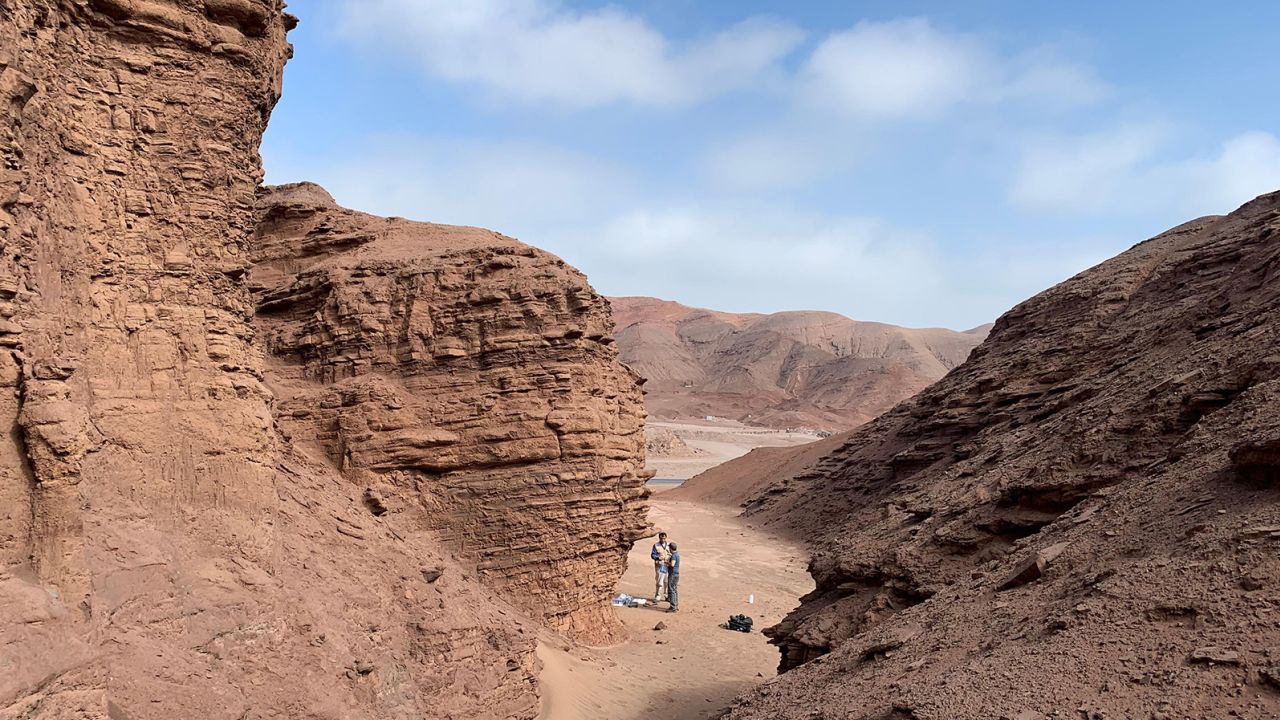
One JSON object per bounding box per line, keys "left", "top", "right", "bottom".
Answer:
{"left": 1010, "top": 127, "right": 1280, "bottom": 216}
{"left": 695, "top": 20, "right": 1111, "bottom": 192}
{"left": 335, "top": 0, "right": 804, "bottom": 108}
{"left": 1010, "top": 124, "right": 1169, "bottom": 211}
{"left": 566, "top": 205, "right": 954, "bottom": 323}
{"left": 1158, "top": 131, "right": 1280, "bottom": 212}
{"left": 801, "top": 18, "right": 986, "bottom": 119}
{"left": 266, "top": 135, "right": 636, "bottom": 232}
{"left": 998, "top": 48, "right": 1111, "bottom": 108}
{"left": 266, "top": 135, "right": 1036, "bottom": 328}
{"left": 569, "top": 205, "right": 1102, "bottom": 329}
{"left": 702, "top": 132, "right": 852, "bottom": 192}
{"left": 798, "top": 18, "right": 1108, "bottom": 120}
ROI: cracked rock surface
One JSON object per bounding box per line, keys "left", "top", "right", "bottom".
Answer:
{"left": 0, "top": 3, "right": 646, "bottom": 718}
{"left": 716, "top": 194, "right": 1280, "bottom": 719}
{"left": 250, "top": 182, "right": 650, "bottom": 642}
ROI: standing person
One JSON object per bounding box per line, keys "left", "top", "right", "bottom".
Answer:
{"left": 650, "top": 532, "right": 670, "bottom": 602}
{"left": 666, "top": 543, "right": 680, "bottom": 613}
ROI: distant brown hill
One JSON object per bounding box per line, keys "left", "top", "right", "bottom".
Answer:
{"left": 609, "top": 296, "right": 986, "bottom": 431}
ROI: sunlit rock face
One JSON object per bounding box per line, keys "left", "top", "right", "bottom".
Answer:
{"left": 0, "top": 3, "right": 645, "bottom": 717}
{"left": 250, "top": 182, "right": 652, "bottom": 643}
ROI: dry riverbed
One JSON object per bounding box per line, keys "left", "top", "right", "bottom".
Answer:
{"left": 645, "top": 419, "right": 823, "bottom": 482}
{"left": 538, "top": 493, "right": 812, "bottom": 720}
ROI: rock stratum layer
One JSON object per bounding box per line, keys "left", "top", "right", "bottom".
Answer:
{"left": 611, "top": 296, "right": 985, "bottom": 432}
{"left": 717, "top": 194, "right": 1280, "bottom": 719}
{"left": 250, "top": 182, "right": 649, "bottom": 640}
{"left": 0, "top": 3, "right": 646, "bottom": 718}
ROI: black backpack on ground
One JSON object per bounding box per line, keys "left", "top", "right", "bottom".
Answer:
{"left": 727, "top": 614, "right": 753, "bottom": 633}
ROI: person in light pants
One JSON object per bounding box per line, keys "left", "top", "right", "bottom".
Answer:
{"left": 651, "top": 532, "right": 670, "bottom": 602}
{"left": 666, "top": 543, "right": 681, "bottom": 613}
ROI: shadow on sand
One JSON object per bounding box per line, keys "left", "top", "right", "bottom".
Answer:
{"left": 629, "top": 678, "right": 746, "bottom": 720}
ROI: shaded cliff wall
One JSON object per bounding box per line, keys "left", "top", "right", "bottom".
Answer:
{"left": 249, "top": 182, "right": 651, "bottom": 642}
{"left": 722, "top": 195, "right": 1280, "bottom": 718}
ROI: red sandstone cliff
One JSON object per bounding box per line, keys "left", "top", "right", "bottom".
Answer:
{"left": 250, "top": 182, "right": 650, "bottom": 641}
{"left": 717, "top": 195, "right": 1280, "bottom": 718}
{"left": 0, "top": 3, "right": 646, "bottom": 718}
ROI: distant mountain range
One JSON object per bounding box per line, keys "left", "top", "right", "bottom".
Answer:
{"left": 609, "top": 296, "right": 988, "bottom": 431}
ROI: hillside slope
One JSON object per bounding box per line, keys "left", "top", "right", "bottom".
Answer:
{"left": 611, "top": 297, "right": 984, "bottom": 431}
{"left": 721, "top": 194, "right": 1280, "bottom": 719}
{"left": 665, "top": 432, "right": 851, "bottom": 508}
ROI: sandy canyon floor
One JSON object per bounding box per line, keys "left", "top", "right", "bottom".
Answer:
{"left": 537, "top": 491, "right": 812, "bottom": 720}
{"left": 645, "top": 419, "right": 823, "bottom": 482}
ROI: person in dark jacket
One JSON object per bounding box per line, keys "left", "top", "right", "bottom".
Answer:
{"left": 665, "top": 543, "right": 681, "bottom": 613}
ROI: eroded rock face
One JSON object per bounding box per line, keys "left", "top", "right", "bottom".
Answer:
{"left": 0, "top": 0, "right": 293, "bottom": 610}
{"left": 0, "top": 4, "right": 641, "bottom": 718}
{"left": 721, "top": 195, "right": 1280, "bottom": 718}
{"left": 1, "top": 5, "right": 301, "bottom": 715}
{"left": 249, "top": 183, "right": 651, "bottom": 642}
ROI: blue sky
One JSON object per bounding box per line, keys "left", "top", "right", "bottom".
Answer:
{"left": 263, "top": 1, "right": 1280, "bottom": 330}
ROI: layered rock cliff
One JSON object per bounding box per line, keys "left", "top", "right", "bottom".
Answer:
{"left": 249, "top": 182, "right": 650, "bottom": 641}
{"left": 720, "top": 194, "right": 1280, "bottom": 718}
{"left": 611, "top": 296, "right": 985, "bottom": 432}
{"left": 0, "top": 3, "right": 646, "bottom": 718}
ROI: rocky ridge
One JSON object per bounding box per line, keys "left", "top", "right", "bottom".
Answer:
{"left": 0, "top": 3, "right": 646, "bottom": 718}
{"left": 611, "top": 296, "right": 984, "bottom": 432}
{"left": 715, "top": 194, "right": 1280, "bottom": 718}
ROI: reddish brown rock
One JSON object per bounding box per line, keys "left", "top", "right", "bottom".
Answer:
{"left": 249, "top": 182, "right": 650, "bottom": 641}
{"left": 1230, "top": 435, "right": 1280, "bottom": 485}
{"left": 719, "top": 193, "right": 1280, "bottom": 718}
{"left": 610, "top": 296, "right": 986, "bottom": 432}
{"left": 0, "top": 4, "right": 645, "bottom": 718}
{"left": 1189, "top": 647, "right": 1241, "bottom": 665}
{"left": 1, "top": 2, "right": 307, "bottom": 715}
{"left": 996, "top": 541, "right": 1069, "bottom": 591}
